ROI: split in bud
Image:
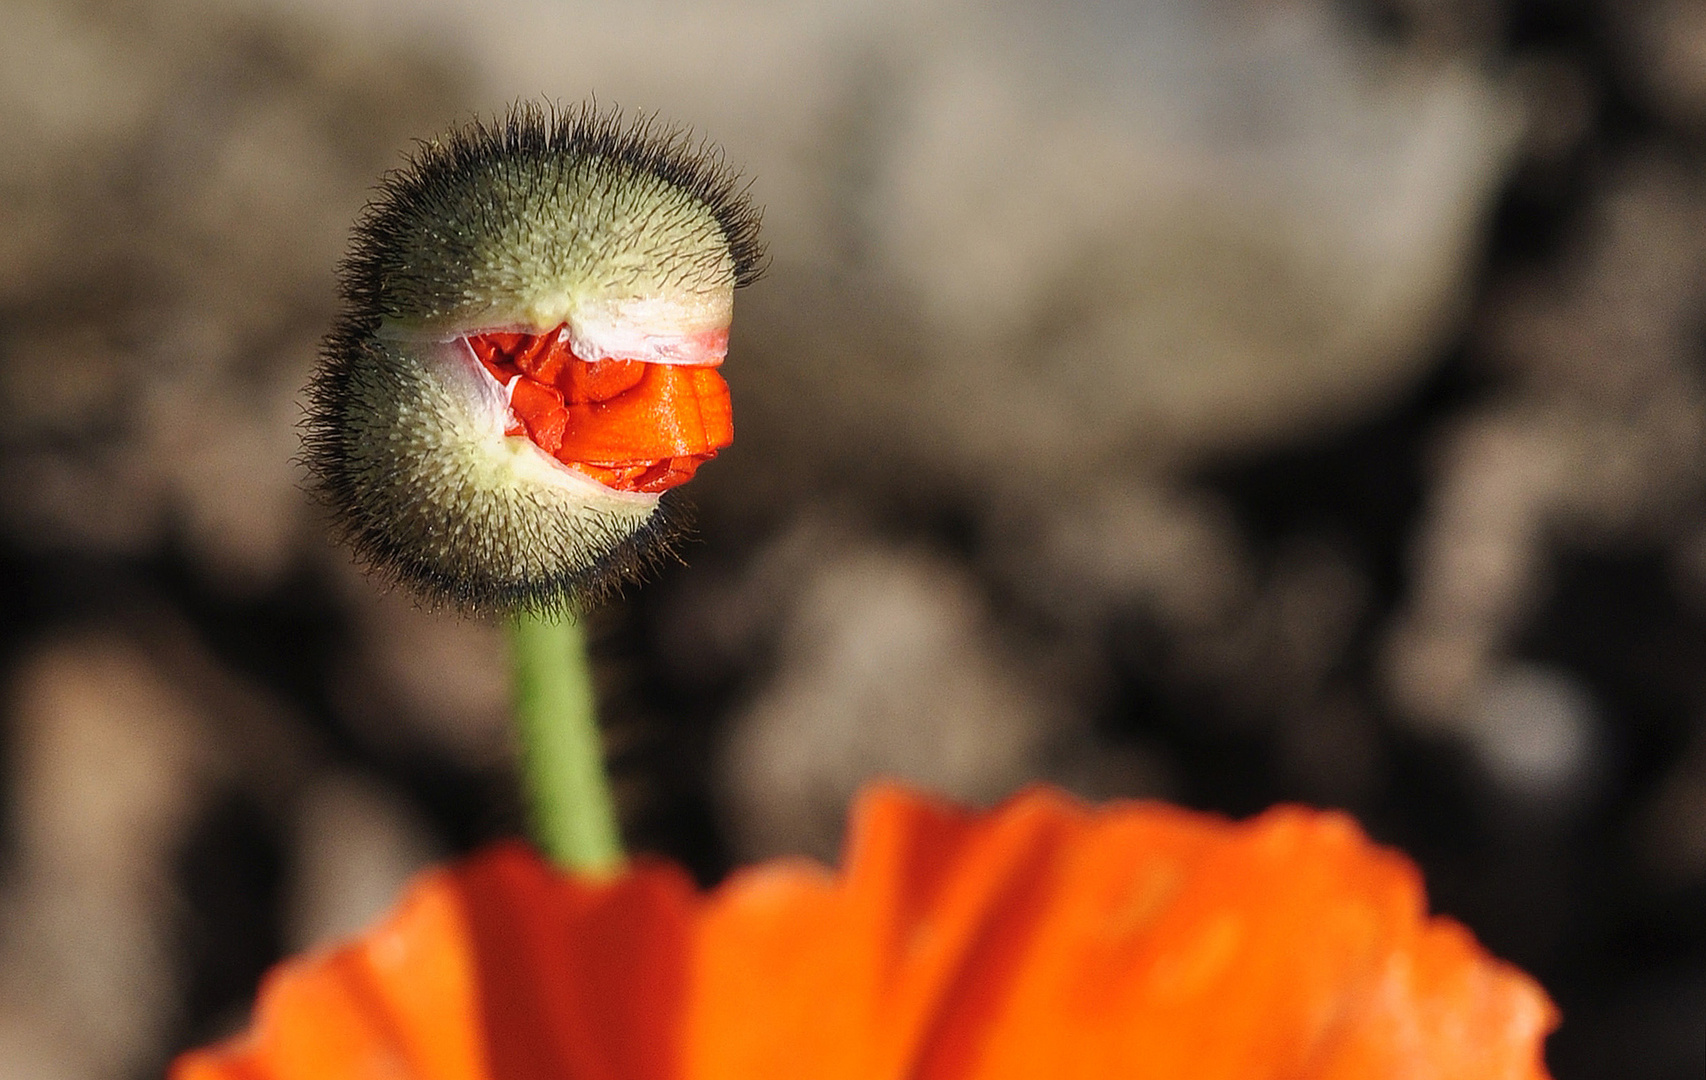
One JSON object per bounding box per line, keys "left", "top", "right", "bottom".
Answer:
{"left": 467, "top": 327, "right": 732, "bottom": 494}
{"left": 304, "top": 104, "right": 762, "bottom": 613}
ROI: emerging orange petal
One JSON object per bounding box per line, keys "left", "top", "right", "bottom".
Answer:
{"left": 173, "top": 786, "right": 1558, "bottom": 1080}
{"left": 468, "top": 328, "right": 733, "bottom": 494}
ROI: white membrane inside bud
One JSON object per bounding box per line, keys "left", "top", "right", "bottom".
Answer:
{"left": 376, "top": 289, "right": 733, "bottom": 367}
{"left": 565, "top": 295, "right": 731, "bottom": 366}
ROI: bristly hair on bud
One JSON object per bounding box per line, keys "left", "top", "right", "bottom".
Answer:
{"left": 304, "top": 102, "right": 764, "bottom": 614}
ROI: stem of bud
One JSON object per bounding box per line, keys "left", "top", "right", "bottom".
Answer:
{"left": 507, "top": 612, "right": 623, "bottom": 873}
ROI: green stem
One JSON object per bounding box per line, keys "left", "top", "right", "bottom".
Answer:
{"left": 507, "top": 611, "right": 623, "bottom": 874}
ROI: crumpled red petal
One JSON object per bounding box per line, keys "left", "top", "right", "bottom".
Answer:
{"left": 468, "top": 329, "right": 732, "bottom": 493}
{"left": 172, "top": 784, "right": 1558, "bottom": 1080}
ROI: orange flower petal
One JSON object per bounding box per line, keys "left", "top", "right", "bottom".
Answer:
{"left": 555, "top": 363, "right": 732, "bottom": 467}
{"left": 174, "top": 846, "right": 697, "bottom": 1080}
{"left": 173, "top": 857, "right": 487, "bottom": 1080}
{"left": 468, "top": 329, "right": 733, "bottom": 493}
{"left": 173, "top": 787, "right": 1558, "bottom": 1080}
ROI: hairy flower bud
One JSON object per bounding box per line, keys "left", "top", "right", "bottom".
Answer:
{"left": 306, "top": 105, "right": 762, "bottom": 612}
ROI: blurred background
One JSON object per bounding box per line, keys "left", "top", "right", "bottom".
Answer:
{"left": 0, "top": 0, "right": 1703, "bottom": 1075}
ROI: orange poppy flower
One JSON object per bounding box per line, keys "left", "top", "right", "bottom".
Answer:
{"left": 172, "top": 784, "right": 1557, "bottom": 1080}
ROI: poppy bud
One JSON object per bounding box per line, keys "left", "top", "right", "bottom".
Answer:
{"left": 306, "top": 105, "right": 762, "bottom": 612}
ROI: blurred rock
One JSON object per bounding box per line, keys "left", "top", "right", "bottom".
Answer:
{"left": 0, "top": 1007, "right": 83, "bottom": 1080}
{"left": 1, "top": 633, "right": 231, "bottom": 1078}
{"left": 1465, "top": 662, "right": 1601, "bottom": 812}
{"left": 703, "top": 0, "right": 1527, "bottom": 516}
{"left": 284, "top": 772, "right": 438, "bottom": 953}
{"left": 864, "top": 5, "right": 1519, "bottom": 469}
{"left": 989, "top": 483, "right": 1253, "bottom": 631}
{"left": 1385, "top": 158, "right": 1706, "bottom": 739}
{"left": 1616, "top": 0, "right": 1706, "bottom": 132}
{"left": 328, "top": 562, "right": 514, "bottom": 768}
{"left": 717, "top": 523, "right": 1061, "bottom": 861}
